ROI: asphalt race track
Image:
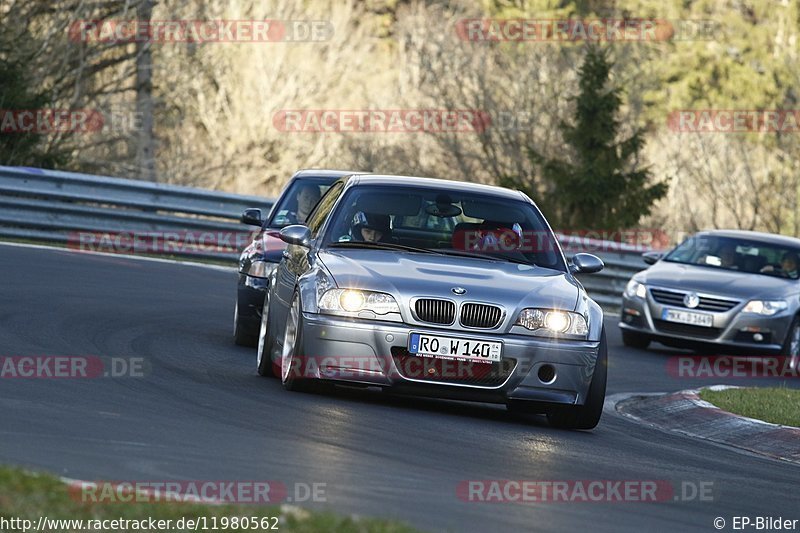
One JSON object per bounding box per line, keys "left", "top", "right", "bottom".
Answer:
{"left": 1, "top": 243, "right": 798, "bottom": 532}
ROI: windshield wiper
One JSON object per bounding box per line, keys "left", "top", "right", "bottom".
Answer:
{"left": 327, "top": 241, "right": 443, "bottom": 255}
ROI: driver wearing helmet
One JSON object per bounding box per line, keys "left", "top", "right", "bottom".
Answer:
{"left": 351, "top": 211, "right": 391, "bottom": 243}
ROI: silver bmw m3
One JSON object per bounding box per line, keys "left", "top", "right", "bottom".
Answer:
{"left": 255, "top": 174, "right": 608, "bottom": 429}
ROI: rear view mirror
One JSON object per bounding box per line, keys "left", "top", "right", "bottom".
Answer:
{"left": 279, "top": 225, "right": 311, "bottom": 247}
{"left": 570, "top": 253, "right": 604, "bottom": 274}
{"left": 240, "top": 208, "right": 263, "bottom": 226}
{"left": 642, "top": 251, "right": 663, "bottom": 265}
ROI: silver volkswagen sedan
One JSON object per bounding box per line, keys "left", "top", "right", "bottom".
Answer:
{"left": 619, "top": 230, "right": 800, "bottom": 370}
{"left": 255, "top": 175, "right": 607, "bottom": 429}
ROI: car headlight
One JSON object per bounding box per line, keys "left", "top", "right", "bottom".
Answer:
{"left": 742, "top": 300, "right": 788, "bottom": 316}
{"left": 318, "top": 289, "right": 400, "bottom": 316}
{"left": 514, "top": 308, "right": 589, "bottom": 338}
{"left": 624, "top": 279, "right": 647, "bottom": 299}
{"left": 245, "top": 260, "right": 275, "bottom": 279}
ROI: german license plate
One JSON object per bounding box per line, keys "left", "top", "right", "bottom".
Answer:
{"left": 661, "top": 308, "right": 713, "bottom": 327}
{"left": 408, "top": 333, "right": 502, "bottom": 363}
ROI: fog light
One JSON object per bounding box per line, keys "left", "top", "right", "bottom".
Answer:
{"left": 753, "top": 333, "right": 764, "bottom": 342}
{"left": 538, "top": 364, "right": 557, "bottom": 384}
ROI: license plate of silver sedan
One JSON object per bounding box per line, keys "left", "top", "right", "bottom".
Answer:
{"left": 662, "top": 308, "right": 714, "bottom": 327}
{"left": 408, "top": 332, "right": 502, "bottom": 363}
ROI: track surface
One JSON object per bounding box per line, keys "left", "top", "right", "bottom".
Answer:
{"left": 1, "top": 244, "right": 798, "bottom": 532}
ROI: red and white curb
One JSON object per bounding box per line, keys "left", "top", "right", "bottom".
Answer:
{"left": 611, "top": 386, "right": 800, "bottom": 465}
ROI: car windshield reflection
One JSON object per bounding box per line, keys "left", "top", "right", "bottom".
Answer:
{"left": 664, "top": 235, "right": 800, "bottom": 280}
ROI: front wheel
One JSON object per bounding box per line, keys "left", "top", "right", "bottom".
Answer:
{"left": 256, "top": 290, "right": 278, "bottom": 377}
{"left": 234, "top": 296, "right": 258, "bottom": 347}
{"left": 279, "top": 292, "right": 314, "bottom": 392}
{"left": 782, "top": 316, "right": 800, "bottom": 372}
{"left": 547, "top": 329, "right": 608, "bottom": 430}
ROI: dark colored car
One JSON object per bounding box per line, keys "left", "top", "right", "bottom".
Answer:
{"left": 233, "top": 169, "right": 363, "bottom": 345}
{"left": 619, "top": 230, "right": 800, "bottom": 369}
{"left": 255, "top": 174, "right": 608, "bottom": 430}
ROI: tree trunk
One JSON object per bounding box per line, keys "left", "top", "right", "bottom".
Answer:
{"left": 135, "top": 0, "right": 156, "bottom": 181}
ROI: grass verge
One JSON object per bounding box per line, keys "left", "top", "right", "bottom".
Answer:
{"left": 699, "top": 387, "right": 800, "bottom": 428}
{"left": 0, "top": 466, "right": 419, "bottom": 533}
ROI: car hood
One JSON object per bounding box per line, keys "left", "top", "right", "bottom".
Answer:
{"left": 318, "top": 249, "right": 580, "bottom": 311}
{"left": 639, "top": 260, "right": 795, "bottom": 300}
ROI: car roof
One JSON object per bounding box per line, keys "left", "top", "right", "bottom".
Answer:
{"left": 292, "top": 169, "right": 366, "bottom": 179}
{"left": 348, "top": 174, "right": 525, "bottom": 202}
{"left": 697, "top": 229, "right": 800, "bottom": 248}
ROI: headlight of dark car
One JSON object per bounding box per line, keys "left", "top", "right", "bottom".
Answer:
{"left": 514, "top": 308, "right": 589, "bottom": 338}
{"left": 245, "top": 260, "right": 276, "bottom": 278}
{"left": 318, "top": 288, "right": 402, "bottom": 320}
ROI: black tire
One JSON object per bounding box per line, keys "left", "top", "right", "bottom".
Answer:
{"left": 621, "top": 329, "right": 650, "bottom": 350}
{"left": 233, "top": 297, "right": 258, "bottom": 347}
{"left": 256, "top": 292, "right": 278, "bottom": 377}
{"left": 547, "top": 329, "right": 608, "bottom": 430}
{"left": 781, "top": 316, "right": 800, "bottom": 372}
{"left": 280, "top": 292, "right": 315, "bottom": 392}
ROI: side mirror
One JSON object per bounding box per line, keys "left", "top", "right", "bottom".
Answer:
{"left": 240, "top": 208, "right": 263, "bottom": 226}
{"left": 570, "top": 253, "right": 604, "bottom": 274}
{"left": 642, "top": 251, "right": 663, "bottom": 265}
{"left": 279, "top": 225, "right": 311, "bottom": 247}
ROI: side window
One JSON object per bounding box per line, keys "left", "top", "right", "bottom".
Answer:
{"left": 306, "top": 181, "right": 344, "bottom": 237}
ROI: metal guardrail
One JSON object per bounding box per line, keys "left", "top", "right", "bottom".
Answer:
{"left": 0, "top": 166, "right": 274, "bottom": 262}
{"left": 0, "top": 166, "right": 653, "bottom": 312}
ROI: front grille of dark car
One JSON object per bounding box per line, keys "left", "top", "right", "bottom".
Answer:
{"left": 653, "top": 319, "right": 722, "bottom": 339}
{"left": 459, "top": 303, "right": 503, "bottom": 329}
{"left": 650, "top": 288, "right": 739, "bottom": 312}
{"left": 414, "top": 298, "right": 456, "bottom": 325}
{"left": 391, "top": 347, "right": 515, "bottom": 387}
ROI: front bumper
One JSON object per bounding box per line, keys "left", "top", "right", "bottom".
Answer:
{"left": 619, "top": 290, "right": 793, "bottom": 353}
{"left": 294, "top": 312, "right": 601, "bottom": 406}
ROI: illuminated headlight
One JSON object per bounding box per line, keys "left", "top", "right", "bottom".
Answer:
{"left": 514, "top": 308, "right": 589, "bottom": 338}
{"left": 624, "top": 279, "right": 647, "bottom": 299}
{"left": 318, "top": 289, "right": 400, "bottom": 316}
{"left": 246, "top": 260, "right": 275, "bottom": 279}
{"left": 742, "top": 300, "right": 788, "bottom": 316}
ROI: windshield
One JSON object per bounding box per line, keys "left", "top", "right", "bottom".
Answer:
{"left": 267, "top": 178, "right": 334, "bottom": 228}
{"left": 664, "top": 235, "right": 800, "bottom": 280}
{"left": 321, "top": 185, "right": 566, "bottom": 271}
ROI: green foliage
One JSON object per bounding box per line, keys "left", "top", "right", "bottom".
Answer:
{"left": 505, "top": 46, "right": 667, "bottom": 230}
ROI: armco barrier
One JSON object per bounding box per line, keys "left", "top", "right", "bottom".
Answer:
{"left": 0, "top": 166, "right": 273, "bottom": 262}
{"left": 0, "top": 166, "right": 652, "bottom": 311}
